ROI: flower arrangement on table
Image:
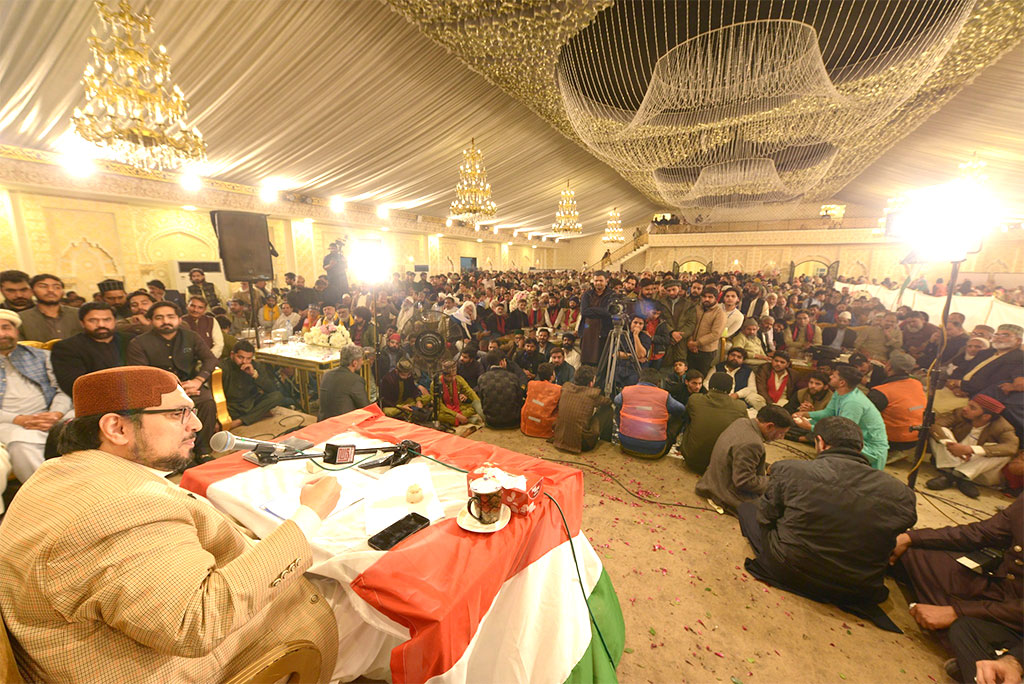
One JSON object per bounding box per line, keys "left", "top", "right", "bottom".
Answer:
{"left": 303, "top": 322, "right": 352, "bottom": 348}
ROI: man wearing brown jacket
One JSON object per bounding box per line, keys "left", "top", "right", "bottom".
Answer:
{"left": 0, "top": 367, "right": 341, "bottom": 683}
{"left": 551, "top": 365, "right": 611, "bottom": 453}
{"left": 687, "top": 287, "right": 726, "bottom": 376}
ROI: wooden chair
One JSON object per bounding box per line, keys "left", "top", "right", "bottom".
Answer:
{"left": 225, "top": 640, "right": 322, "bottom": 684}
{"left": 1, "top": 614, "right": 26, "bottom": 684}
{"left": 210, "top": 366, "right": 232, "bottom": 429}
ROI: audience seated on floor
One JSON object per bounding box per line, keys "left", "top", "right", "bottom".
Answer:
{"left": 891, "top": 495, "right": 1022, "bottom": 684}
{"left": 695, "top": 405, "right": 793, "bottom": 513}
{"left": 476, "top": 350, "right": 523, "bottom": 429}
{"left": 704, "top": 346, "right": 765, "bottom": 414}
{"left": 792, "top": 363, "right": 890, "bottom": 470}
{"left": 866, "top": 351, "right": 926, "bottom": 453}
{"left": 520, "top": 362, "right": 560, "bottom": 438}
{"left": 378, "top": 358, "right": 428, "bottom": 419}
{"left": 614, "top": 368, "right": 686, "bottom": 459}
{"left": 219, "top": 340, "right": 312, "bottom": 437}
{"left": 927, "top": 394, "right": 1020, "bottom": 498}
{"left": 0, "top": 367, "right": 340, "bottom": 683}
{"left": 678, "top": 372, "right": 748, "bottom": 474}
{"left": 432, "top": 359, "right": 483, "bottom": 427}
{"left": 318, "top": 344, "right": 371, "bottom": 421}
{"left": 738, "top": 416, "right": 917, "bottom": 622}
{"left": 663, "top": 361, "right": 704, "bottom": 408}
{"left": 550, "top": 365, "right": 611, "bottom": 454}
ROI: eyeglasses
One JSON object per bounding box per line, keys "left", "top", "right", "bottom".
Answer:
{"left": 125, "top": 407, "right": 198, "bottom": 424}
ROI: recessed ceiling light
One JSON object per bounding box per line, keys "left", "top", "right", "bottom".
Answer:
{"left": 181, "top": 205, "right": 197, "bottom": 211}
{"left": 476, "top": 238, "right": 483, "bottom": 243}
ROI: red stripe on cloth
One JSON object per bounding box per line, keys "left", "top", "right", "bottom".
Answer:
{"left": 180, "top": 407, "right": 585, "bottom": 684}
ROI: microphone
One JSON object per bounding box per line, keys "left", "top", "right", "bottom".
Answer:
{"left": 210, "top": 431, "right": 301, "bottom": 455}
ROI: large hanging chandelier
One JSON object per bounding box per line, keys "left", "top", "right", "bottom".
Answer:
{"left": 449, "top": 138, "right": 497, "bottom": 223}
{"left": 551, "top": 180, "right": 582, "bottom": 235}
{"left": 601, "top": 208, "right": 625, "bottom": 243}
{"left": 71, "top": 0, "right": 206, "bottom": 171}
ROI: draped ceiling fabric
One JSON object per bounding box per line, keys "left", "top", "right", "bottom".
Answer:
{"left": 0, "top": 0, "right": 1022, "bottom": 236}
{"left": 388, "top": 0, "right": 1024, "bottom": 223}
{"left": 0, "top": 0, "right": 661, "bottom": 240}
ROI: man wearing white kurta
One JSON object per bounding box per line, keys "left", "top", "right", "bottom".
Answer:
{"left": 0, "top": 310, "right": 71, "bottom": 482}
{"left": 928, "top": 394, "right": 1019, "bottom": 495}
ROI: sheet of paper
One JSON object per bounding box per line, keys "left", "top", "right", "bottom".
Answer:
{"left": 260, "top": 468, "right": 376, "bottom": 522}
{"left": 364, "top": 462, "right": 445, "bottom": 536}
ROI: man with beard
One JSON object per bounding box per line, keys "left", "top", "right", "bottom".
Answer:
{"left": 934, "top": 312, "right": 970, "bottom": 365}
{"left": 706, "top": 347, "right": 765, "bottom": 412}
{"left": 950, "top": 325, "right": 1024, "bottom": 397}
{"left": 856, "top": 311, "right": 903, "bottom": 362}
{"left": 945, "top": 336, "right": 989, "bottom": 378}
{"left": 515, "top": 338, "right": 543, "bottom": 381}
{"left": 115, "top": 290, "right": 156, "bottom": 336}
{"left": 186, "top": 268, "right": 222, "bottom": 309}
{"left": 579, "top": 271, "right": 614, "bottom": 366}
{"left": 535, "top": 327, "right": 555, "bottom": 359}
{"left": 0, "top": 270, "right": 34, "bottom": 313}
{"left": 457, "top": 348, "right": 484, "bottom": 389}
{"left": 561, "top": 332, "right": 581, "bottom": 370}
{"left": 0, "top": 310, "right": 71, "bottom": 482}
{"left": 219, "top": 340, "right": 308, "bottom": 436}
{"left": 126, "top": 302, "right": 219, "bottom": 460}
{"left": 181, "top": 295, "right": 225, "bottom": 357}
{"left": 51, "top": 303, "right": 133, "bottom": 395}
{"left": 901, "top": 311, "right": 940, "bottom": 368}
{"left": 508, "top": 298, "right": 530, "bottom": 331}
{"left": 688, "top": 279, "right": 704, "bottom": 304}
{"left": 0, "top": 366, "right": 341, "bottom": 684}
{"left": 97, "top": 279, "right": 131, "bottom": 319}
{"left": 145, "top": 278, "right": 185, "bottom": 310}
{"left": 18, "top": 273, "right": 82, "bottom": 342}
{"left": 783, "top": 310, "right": 822, "bottom": 358}
{"left": 755, "top": 350, "right": 797, "bottom": 409}
{"left": 687, "top": 287, "right": 726, "bottom": 376}
{"left": 658, "top": 279, "right": 695, "bottom": 366}
{"left": 822, "top": 311, "right": 858, "bottom": 351}
{"left": 377, "top": 333, "right": 408, "bottom": 377}
{"left": 786, "top": 370, "right": 833, "bottom": 414}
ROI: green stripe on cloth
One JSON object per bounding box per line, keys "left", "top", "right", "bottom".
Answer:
{"left": 564, "top": 569, "right": 625, "bottom": 684}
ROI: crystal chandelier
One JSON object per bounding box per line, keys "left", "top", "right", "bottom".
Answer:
{"left": 72, "top": 0, "right": 206, "bottom": 171}
{"left": 602, "top": 208, "right": 625, "bottom": 243}
{"left": 449, "top": 138, "right": 497, "bottom": 223}
{"left": 551, "top": 181, "right": 582, "bottom": 235}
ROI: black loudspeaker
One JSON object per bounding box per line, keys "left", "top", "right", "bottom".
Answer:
{"left": 210, "top": 211, "right": 274, "bottom": 282}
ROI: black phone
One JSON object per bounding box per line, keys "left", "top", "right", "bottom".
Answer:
{"left": 368, "top": 512, "right": 430, "bottom": 551}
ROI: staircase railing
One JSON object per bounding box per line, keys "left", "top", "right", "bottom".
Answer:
{"left": 598, "top": 232, "right": 649, "bottom": 269}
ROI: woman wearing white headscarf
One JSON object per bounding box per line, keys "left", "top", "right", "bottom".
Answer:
{"left": 448, "top": 300, "right": 478, "bottom": 349}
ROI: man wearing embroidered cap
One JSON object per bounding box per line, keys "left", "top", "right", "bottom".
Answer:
{"left": 949, "top": 324, "right": 1024, "bottom": 398}
{"left": 0, "top": 366, "right": 342, "bottom": 682}
{"left": 97, "top": 278, "right": 130, "bottom": 318}
{"left": 928, "top": 394, "right": 1020, "bottom": 498}
{"left": 0, "top": 308, "right": 70, "bottom": 483}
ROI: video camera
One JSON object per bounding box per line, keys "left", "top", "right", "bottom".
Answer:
{"left": 607, "top": 294, "right": 629, "bottom": 323}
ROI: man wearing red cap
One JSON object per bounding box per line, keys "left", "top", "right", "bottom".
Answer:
{"left": 0, "top": 366, "right": 342, "bottom": 682}
{"left": 928, "top": 394, "right": 1020, "bottom": 498}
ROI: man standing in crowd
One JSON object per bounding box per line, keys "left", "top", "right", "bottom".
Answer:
{"left": 551, "top": 365, "right": 611, "bottom": 453}
{"left": 181, "top": 296, "right": 225, "bottom": 358}
{"left": 579, "top": 271, "right": 614, "bottom": 366}
{"left": 0, "top": 366, "right": 340, "bottom": 683}
{"left": 739, "top": 417, "right": 917, "bottom": 616}
{"left": 688, "top": 286, "right": 726, "bottom": 376}
{"left": 678, "top": 372, "right": 748, "bottom": 474}
{"left": 97, "top": 279, "right": 131, "bottom": 319}
{"left": 696, "top": 405, "right": 793, "bottom": 513}
{"left": 705, "top": 346, "right": 765, "bottom": 412}
{"left": 219, "top": 340, "right": 307, "bottom": 435}
{"left": 823, "top": 311, "right": 858, "bottom": 351}
{"left": 659, "top": 279, "right": 694, "bottom": 366}
{"left": 18, "top": 273, "right": 81, "bottom": 342}
{"left": 720, "top": 287, "right": 745, "bottom": 338}
{"left": 318, "top": 345, "right": 370, "bottom": 421}
{"left": 476, "top": 350, "right": 523, "bottom": 428}
{"left": 0, "top": 270, "right": 34, "bottom": 312}
{"left": 51, "top": 303, "right": 132, "bottom": 395}
{"left": 614, "top": 368, "right": 687, "bottom": 459}
{"left": 756, "top": 350, "right": 797, "bottom": 409}
{"left": 867, "top": 351, "right": 926, "bottom": 453}
{"left": 926, "top": 395, "right": 1020, "bottom": 498}
{"left": 187, "top": 267, "right": 222, "bottom": 309}
{"left": 793, "top": 364, "right": 890, "bottom": 470}
{"left": 890, "top": 496, "right": 1022, "bottom": 684}
{"left": 521, "top": 362, "right": 561, "bottom": 438}
{"left": 126, "top": 301, "right": 219, "bottom": 460}
{"left": 0, "top": 310, "right": 70, "bottom": 482}
{"left": 548, "top": 347, "right": 575, "bottom": 385}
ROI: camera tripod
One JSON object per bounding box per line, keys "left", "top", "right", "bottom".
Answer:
{"left": 597, "top": 317, "right": 644, "bottom": 397}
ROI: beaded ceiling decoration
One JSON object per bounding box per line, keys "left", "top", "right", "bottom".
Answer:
{"left": 387, "top": 0, "right": 1024, "bottom": 223}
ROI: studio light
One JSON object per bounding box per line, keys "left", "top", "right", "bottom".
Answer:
{"left": 349, "top": 240, "right": 390, "bottom": 284}
{"left": 376, "top": 205, "right": 390, "bottom": 219}
{"left": 259, "top": 178, "right": 288, "bottom": 204}
{"left": 329, "top": 195, "right": 346, "bottom": 213}
{"left": 179, "top": 171, "right": 202, "bottom": 193}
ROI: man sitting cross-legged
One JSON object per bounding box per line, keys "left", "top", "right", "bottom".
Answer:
{"left": 696, "top": 405, "right": 793, "bottom": 514}
{"left": 431, "top": 359, "right": 483, "bottom": 428}
{"left": 614, "top": 368, "right": 687, "bottom": 459}
{"left": 705, "top": 346, "right": 765, "bottom": 414}
{"left": 678, "top": 372, "right": 748, "bottom": 474}
{"left": 738, "top": 416, "right": 917, "bottom": 623}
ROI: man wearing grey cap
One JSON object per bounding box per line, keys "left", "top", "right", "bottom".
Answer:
{"left": 949, "top": 324, "right": 1024, "bottom": 397}
{"left": 822, "top": 311, "right": 858, "bottom": 351}
{"left": 867, "top": 351, "right": 926, "bottom": 453}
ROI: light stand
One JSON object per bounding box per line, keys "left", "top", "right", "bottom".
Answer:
{"left": 247, "top": 281, "right": 261, "bottom": 349}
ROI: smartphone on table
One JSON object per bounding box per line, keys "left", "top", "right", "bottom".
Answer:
{"left": 367, "top": 512, "right": 430, "bottom": 551}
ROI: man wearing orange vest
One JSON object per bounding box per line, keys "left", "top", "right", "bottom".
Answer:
{"left": 867, "top": 351, "right": 927, "bottom": 452}
{"left": 613, "top": 368, "right": 686, "bottom": 459}
{"left": 521, "top": 363, "right": 561, "bottom": 438}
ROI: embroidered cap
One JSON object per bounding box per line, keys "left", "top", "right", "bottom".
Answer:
{"left": 73, "top": 367, "right": 180, "bottom": 418}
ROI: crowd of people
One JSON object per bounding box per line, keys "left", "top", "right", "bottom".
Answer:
{"left": 1, "top": 259, "right": 1022, "bottom": 682}
{"left": 836, "top": 274, "right": 1024, "bottom": 306}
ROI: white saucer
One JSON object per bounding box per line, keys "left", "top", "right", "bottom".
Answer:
{"left": 456, "top": 504, "right": 512, "bottom": 533}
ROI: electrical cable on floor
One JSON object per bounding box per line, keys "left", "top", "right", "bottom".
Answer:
{"left": 915, "top": 488, "right": 966, "bottom": 525}
{"left": 539, "top": 455, "right": 716, "bottom": 512}
{"left": 544, "top": 491, "right": 615, "bottom": 668}
{"left": 914, "top": 488, "right": 989, "bottom": 522}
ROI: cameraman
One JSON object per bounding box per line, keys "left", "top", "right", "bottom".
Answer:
{"left": 322, "top": 239, "right": 349, "bottom": 305}
{"left": 579, "top": 271, "right": 615, "bottom": 365}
